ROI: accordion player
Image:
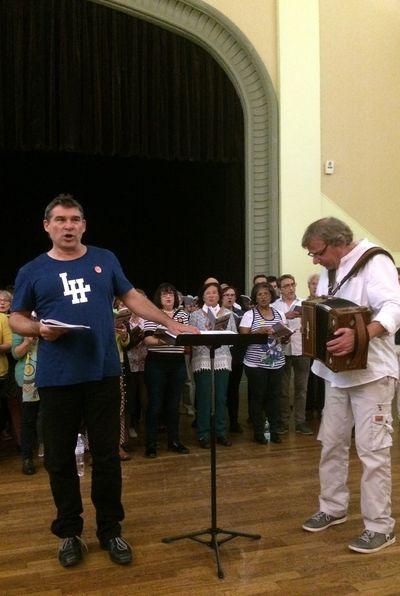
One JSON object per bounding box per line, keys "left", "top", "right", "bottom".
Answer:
{"left": 301, "top": 297, "right": 371, "bottom": 372}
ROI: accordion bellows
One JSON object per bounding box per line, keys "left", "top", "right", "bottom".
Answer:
{"left": 302, "top": 298, "right": 371, "bottom": 372}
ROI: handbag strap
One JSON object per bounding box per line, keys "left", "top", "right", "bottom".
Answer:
{"left": 329, "top": 247, "right": 394, "bottom": 297}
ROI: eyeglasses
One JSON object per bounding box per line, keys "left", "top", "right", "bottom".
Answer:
{"left": 307, "top": 245, "right": 328, "bottom": 258}
{"left": 0, "top": 299, "right": 11, "bottom": 304}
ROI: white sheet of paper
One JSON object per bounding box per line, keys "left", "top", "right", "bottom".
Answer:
{"left": 40, "top": 319, "right": 91, "bottom": 330}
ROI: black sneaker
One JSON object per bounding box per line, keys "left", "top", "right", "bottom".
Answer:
{"left": 198, "top": 437, "right": 210, "bottom": 449}
{"left": 270, "top": 432, "right": 282, "bottom": 443}
{"left": 58, "top": 536, "right": 87, "bottom": 568}
{"left": 145, "top": 444, "right": 157, "bottom": 458}
{"left": 230, "top": 422, "right": 243, "bottom": 434}
{"left": 254, "top": 434, "right": 268, "bottom": 444}
{"left": 22, "top": 458, "right": 36, "bottom": 475}
{"left": 168, "top": 441, "right": 190, "bottom": 454}
{"left": 217, "top": 436, "right": 232, "bottom": 446}
{"left": 101, "top": 536, "right": 133, "bottom": 565}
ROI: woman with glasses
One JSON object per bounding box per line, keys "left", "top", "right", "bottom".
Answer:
{"left": 0, "top": 291, "right": 12, "bottom": 314}
{"left": 189, "top": 282, "right": 237, "bottom": 448}
{"left": 143, "top": 283, "right": 189, "bottom": 458}
{"left": 239, "top": 282, "right": 286, "bottom": 444}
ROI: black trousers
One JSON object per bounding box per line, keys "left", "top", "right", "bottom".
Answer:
{"left": 18, "top": 387, "right": 41, "bottom": 459}
{"left": 244, "top": 365, "right": 283, "bottom": 434}
{"left": 226, "top": 360, "right": 244, "bottom": 426}
{"left": 0, "top": 376, "right": 9, "bottom": 431}
{"left": 144, "top": 354, "right": 187, "bottom": 446}
{"left": 39, "top": 377, "right": 124, "bottom": 542}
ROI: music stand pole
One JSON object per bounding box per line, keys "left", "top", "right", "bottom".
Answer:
{"left": 162, "top": 334, "right": 261, "bottom": 579}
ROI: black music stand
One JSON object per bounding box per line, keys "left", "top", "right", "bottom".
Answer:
{"left": 162, "top": 332, "right": 267, "bottom": 579}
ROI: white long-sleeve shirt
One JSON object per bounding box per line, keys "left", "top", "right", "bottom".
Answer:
{"left": 312, "top": 239, "right": 400, "bottom": 388}
{"left": 272, "top": 297, "right": 304, "bottom": 356}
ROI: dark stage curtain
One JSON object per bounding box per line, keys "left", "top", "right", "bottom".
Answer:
{"left": 0, "top": 0, "right": 245, "bottom": 294}
{"left": 0, "top": 150, "right": 244, "bottom": 296}
{"left": 0, "top": 0, "right": 243, "bottom": 162}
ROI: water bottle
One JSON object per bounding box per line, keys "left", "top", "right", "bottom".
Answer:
{"left": 263, "top": 419, "right": 271, "bottom": 443}
{"left": 75, "top": 433, "right": 85, "bottom": 477}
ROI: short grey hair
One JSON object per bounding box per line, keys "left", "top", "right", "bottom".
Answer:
{"left": 0, "top": 290, "right": 12, "bottom": 302}
{"left": 301, "top": 217, "right": 353, "bottom": 248}
{"left": 307, "top": 273, "right": 320, "bottom": 286}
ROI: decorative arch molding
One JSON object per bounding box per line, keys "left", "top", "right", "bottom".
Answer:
{"left": 92, "top": 0, "right": 278, "bottom": 288}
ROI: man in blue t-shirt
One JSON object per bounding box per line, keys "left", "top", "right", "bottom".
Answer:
{"left": 10, "top": 194, "right": 197, "bottom": 569}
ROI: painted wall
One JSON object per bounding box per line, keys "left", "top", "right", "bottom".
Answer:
{"left": 202, "top": 0, "right": 277, "bottom": 89}
{"left": 277, "top": 0, "right": 322, "bottom": 297}
{"left": 320, "top": 0, "right": 400, "bottom": 253}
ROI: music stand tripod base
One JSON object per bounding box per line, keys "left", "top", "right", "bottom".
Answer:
{"left": 162, "top": 332, "right": 264, "bottom": 579}
{"left": 162, "top": 526, "right": 261, "bottom": 579}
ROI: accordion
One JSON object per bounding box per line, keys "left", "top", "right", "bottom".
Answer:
{"left": 302, "top": 298, "right": 371, "bottom": 372}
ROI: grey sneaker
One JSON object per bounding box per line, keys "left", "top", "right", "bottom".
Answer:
{"left": 302, "top": 511, "right": 347, "bottom": 532}
{"left": 295, "top": 423, "right": 313, "bottom": 435}
{"left": 348, "top": 529, "right": 396, "bottom": 553}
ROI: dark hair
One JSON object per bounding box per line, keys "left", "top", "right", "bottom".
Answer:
{"left": 238, "top": 294, "right": 251, "bottom": 311}
{"left": 221, "top": 285, "right": 238, "bottom": 299}
{"left": 253, "top": 273, "right": 267, "bottom": 284}
{"left": 153, "top": 283, "right": 180, "bottom": 309}
{"left": 266, "top": 275, "right": 277, "bottom": 283}
{"left": 44, "top": 194, "right": 85, "bottom": 221}
{"left": 277, "top": 274, "right": 295, "bottom": 288}
{"left": 250, "top": 282, "right": 277, "bottom": 305}
{"left": 196, "top": 282, "right": 222, "bottom": 308}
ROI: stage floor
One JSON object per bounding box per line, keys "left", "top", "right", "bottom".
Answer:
{"left": 1, "top": 404, "right": 400, "bottom": 595}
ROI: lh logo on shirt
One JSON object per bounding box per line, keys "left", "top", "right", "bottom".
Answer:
{"left": 59, "top": 272, "right": 91, "bottom": 304}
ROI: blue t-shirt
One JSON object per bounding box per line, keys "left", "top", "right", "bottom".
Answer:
{"left": 12, "top": 246, "right": 133, "bottom": 387}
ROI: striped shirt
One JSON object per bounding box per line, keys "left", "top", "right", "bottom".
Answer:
{"left": 240, "top": 307, "right": 285, "bottom": 369}
{"left": 144, "top": 308, "right": 188, "bottom": 355}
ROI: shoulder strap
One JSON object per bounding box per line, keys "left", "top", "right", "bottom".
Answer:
{"left": 330, "top": 247, "right": 394, "bottom": 296}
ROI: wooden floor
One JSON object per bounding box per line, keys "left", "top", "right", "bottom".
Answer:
{"left": 2, "top": 407, "right": 400, "bottom": 595}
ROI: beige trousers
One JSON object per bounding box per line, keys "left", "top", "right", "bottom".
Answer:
{"left": 318, "top": 376, "right": 395, "bottom": 534}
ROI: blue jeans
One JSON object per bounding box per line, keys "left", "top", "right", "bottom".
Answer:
{"left": 194, "top": 369, "right": 229, "bottom": 439}
{"left": 144, "top": 354, "right": 187, "bottom": 446}
{"left": 39, "top": 377, "right": 123, "bottom": 542}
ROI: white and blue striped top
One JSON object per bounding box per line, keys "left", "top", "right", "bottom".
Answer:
{"left": 144, "top": 308, "right": 188, "bottom": 355}
{"left": 240, "top": 307, "right": 285, "bottom": 369}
